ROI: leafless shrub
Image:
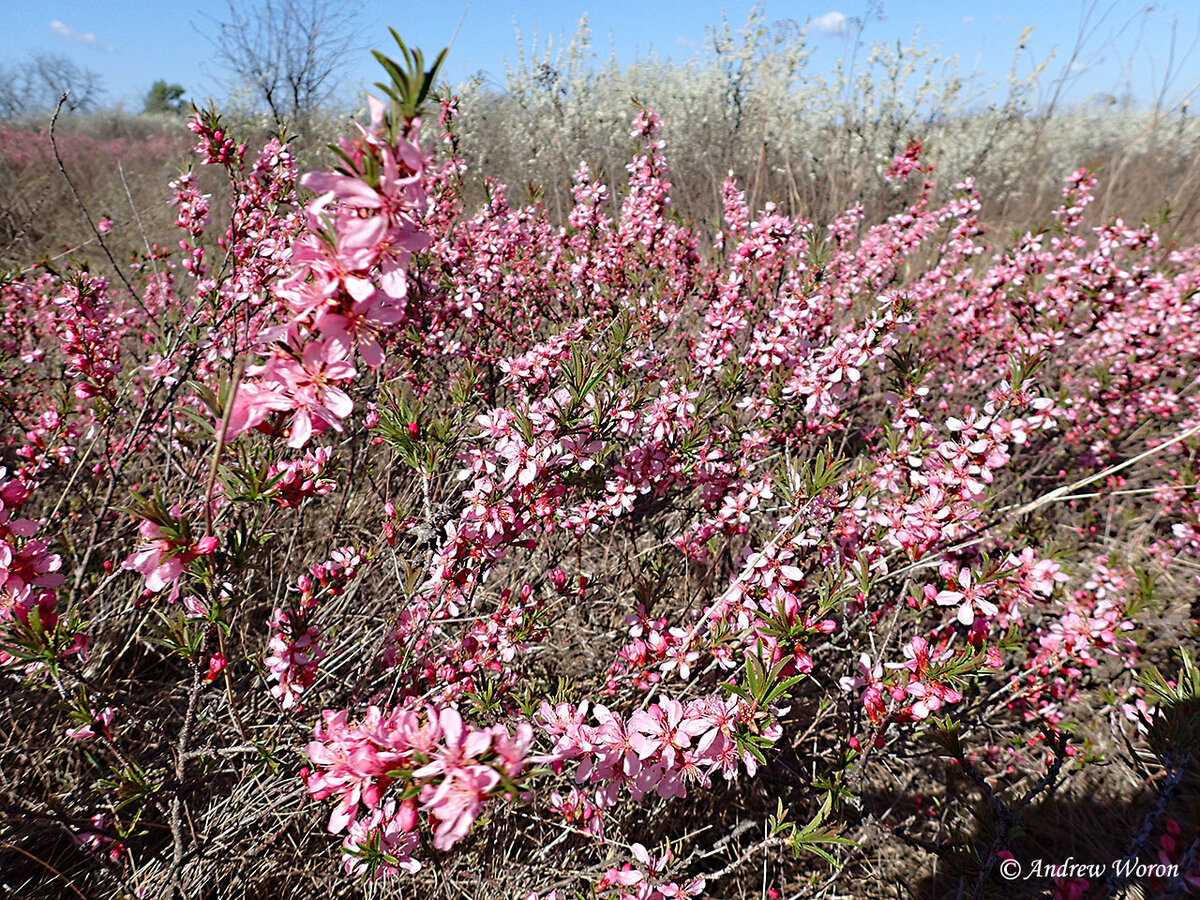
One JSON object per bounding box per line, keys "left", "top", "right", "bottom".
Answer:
{"left": 0, "top": 53, "right": 104, "bottom": 120}
{"left": 201, "top": 0, "right": 363, "bottom": 126}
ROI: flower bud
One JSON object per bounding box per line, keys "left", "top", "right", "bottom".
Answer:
{"left": 397, "top": 797, "right": 418, "bottom": 832}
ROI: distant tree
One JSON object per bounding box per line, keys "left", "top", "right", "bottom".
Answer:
{"left": 0, "top": 53, "right": 104, "bottom": 119}
{"left": 205, "top": 0, "right": 362, "bottom": 123}
{"left": 0, "top": 65, "right": 23, "bottom": 120}
{"left": 144, "top": 80, "right": 187, "bottom": 115}
{"left": 31, "top": 54, "right": 104, "bottom": 113}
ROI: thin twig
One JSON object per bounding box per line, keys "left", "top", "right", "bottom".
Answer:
{"left": 0, "top": 840, "right": 90, "bottom": 900}
{"left": 164, "top": 626, "right": 215, "bottom": 900}
{"left": 205, "top": 357, "right": 246, "bottom": 536}
{"left": 1007, "top": 421, "right": 1200, "bottom": 519}
{"left": 118, "top": 160, "right": 162, "bottom": 287}
{"left": 48, "top": 93, "right": 151, "bottom": 320}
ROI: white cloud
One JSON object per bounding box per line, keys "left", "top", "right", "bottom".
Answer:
{"left": 50, "top": 20, "right": 114, "bottom": 53}
{"left": 811, "top": 11, "right": 849, "bottom": 36}
{"left": 676, "top": 36, "right": 699, "bottom": 49}
{"left": 962, "top": 16, "right": 976, "bottom": 25}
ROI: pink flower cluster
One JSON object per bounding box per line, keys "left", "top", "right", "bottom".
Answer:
{"left": 73, "top": 813, "right": 124, "bottom": 863}
{"left": 264, "top": 445, "right": 337, "bottom": 508}
{"left": 264, "top": 545, "right": 369, "bottom": 710}
{"left": 536, "top": 693, "right": 779, "bottom": 807}
{"left": 224, "top": 97, "right": 428, "bottom": 448}
{"left": 0, "top": 470, "right": 71, "bottom": 671}
{"left": 53, "top": 274, "right": 123, "bottom": 401}
{"left": 121, "top": 504, "right": 218, "bottom": 602}
{"left": 304, "top": 704, "right": 531, "bottom": 875}
{"left": 595, "top": 842, "right": 705, "bottom": 900}
{"left": 170, "top": 171, "right": 212, "bottom": 277}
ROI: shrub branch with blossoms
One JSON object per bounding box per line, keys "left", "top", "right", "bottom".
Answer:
{"left": 1, "top": 33, "right": 1198, "bottom": 900}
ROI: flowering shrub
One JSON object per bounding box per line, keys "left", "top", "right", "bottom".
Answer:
{"left": 458, "top": 11, "right": 1200, "bottom": 239}
{"left": 0, "top": 34, "right": 1198, "bottom": 900}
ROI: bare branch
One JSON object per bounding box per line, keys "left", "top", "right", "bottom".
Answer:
{"left": 203, "top": 0, "right": 363, "bottom": 124}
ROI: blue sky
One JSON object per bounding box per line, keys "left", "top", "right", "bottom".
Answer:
{"left": 5, "top": 1, "right": 1199, "bottom": 111}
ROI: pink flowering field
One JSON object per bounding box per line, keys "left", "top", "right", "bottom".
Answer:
{"left": 1, "top": 37, "right": 1199, "bottom": 900}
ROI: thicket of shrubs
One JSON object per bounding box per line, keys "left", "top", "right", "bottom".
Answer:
{"left": 453, "top": 13, "right": 1200, "bottom": 238}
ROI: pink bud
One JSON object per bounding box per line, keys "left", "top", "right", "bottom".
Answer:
{"left": 397, "top": 797, "right": 418, "bottom": 832}
{"left": 194, "top": 535, "right": 219, "bottom": 555}
{"left": 205, "top": 652, "right": 226, "bottom": 683}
